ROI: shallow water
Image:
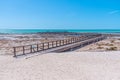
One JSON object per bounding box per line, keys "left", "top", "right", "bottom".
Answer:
{"left": 0, "top": 29, "right": 120, "bottom": 34}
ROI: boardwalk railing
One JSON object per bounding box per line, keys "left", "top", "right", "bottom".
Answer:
{"left": 13, "top": 34, "right": 106, "bottom": 57}
{"left": 55, "top": 35, "right": 106, "bottom": 52}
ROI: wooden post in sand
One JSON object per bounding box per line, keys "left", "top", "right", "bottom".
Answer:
{"left": 71, "top": 38, "right": 73, "bottom": 43}
{"left": 74, "top": 38, "right": 76, "bottom": 43}
{"left": 42, "top": 43, "right": 44, "bottom": 50}
{"left": 68, "top": 39, "right": 69, "bottom": 44}
{"left": 60, "top": 40, "right": 61, "bottom": 46}
{"left": 66, "top": 39, "right": 67, "bottom": 44}
{"left": 30, "top": 45, "right": 32, "bottom": 53}
{"left": 57, "top": 41, "right": 59, "bottom": 47}
{"left": 48, "top": 42, "right": 49, "bottom": 49}
{"left": 62, "top": 40, "right": 64, "bottom": 45}
{"left": 56, "top": 41, "right": 57, "bottom": 47}
{"left": 37, "top": 44, "right": 39, "bottom": 51}
{"left": 69, "top": 39, "right": 71, "bottom": 44}
{"left": 13, "top": 47, "right": 16, "bottom": 57}
{"left": 76, "top": 38, "right": 78, "bottom": 42}
{"left": 58, "top": 40, "right": 60, "bottom": 46}
{"left": 66, "top": 40, "right": 67, "bottom": 44}
{"left": 23, "top": 46, "right": 25, "bottom": 55}
{"left": 68, "top": 39, "right": 70, "bottom": 44}
{"left": 72, "top": 38, "right": 73, "bottom": 43}
{"left": 73, "top": 38, "right": 75, "bottom": 43}
{"left": 52, "top": 41, "right": 54, "bottom": 48}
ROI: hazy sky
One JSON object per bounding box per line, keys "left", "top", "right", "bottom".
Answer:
{"left": 0, "top": 0, "right": 120, "bottom": 29}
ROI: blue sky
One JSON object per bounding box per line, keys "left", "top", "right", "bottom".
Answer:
{"left": 0, "top": 0, "right": 120, "bottom": 29}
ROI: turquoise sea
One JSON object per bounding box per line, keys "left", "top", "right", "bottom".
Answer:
{"left": 0, "top": 29, "right": 120, "bottom": 34}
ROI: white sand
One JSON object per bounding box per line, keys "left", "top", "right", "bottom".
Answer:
{"left": 0, "top": 51, "right": 120, "bottom": 80}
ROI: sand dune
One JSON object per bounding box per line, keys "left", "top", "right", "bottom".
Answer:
{"left": 76, "top": 38, "right": 120, "bottom": 52}
{"left": 0, "top": 51, "right": 120, "bottom": 80}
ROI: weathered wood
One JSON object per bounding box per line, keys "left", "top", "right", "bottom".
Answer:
{"left": 37, "top": 44, "right": 39, "bottom": 51}
{"left": 60, "top": 40, "right": 62, "bottom": 46}
{"left": 62, "top": 40, "right": 64, "bottom": 45}
{"left": 74, "top": 38, "right": 75, "bottom": 43}
{"left": 42, "top": 43, "right": 44, "bottom": 50}
{"left": 68, "top": 39, "right": 69, "bottom": 44}
{"left": 23, "top": 46, "right": 25, "bottom": 55}
{"left": 58, "top": 41, "right": 60, "bottom": 46}
{"left": 66, "top": 40, "right": 67, "bottom": 44}
{"left": 48, "top": 42, "right": 49, "bottom": 49}
{"left": 52, "top": 41, "right": 54, "bottom": 48}
{"left": 56, "top": 41, "right": 57, "bottom": 47}
{"left": 71, "top": 38, "right": 73, "bottom": 43}
{"left": 30, "top": 45, "right": 32, "bottom": 53}
{"left": 13, "top": 47, "right": 16, "bottom": 57}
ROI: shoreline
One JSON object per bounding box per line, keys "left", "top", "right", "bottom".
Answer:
{"left": 1, "top": 29, "right": 120, "bottom": 34}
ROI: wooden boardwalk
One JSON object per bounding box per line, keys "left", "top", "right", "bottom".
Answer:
{"left": 13, "top": 34, "right": 106, "bottom": 57}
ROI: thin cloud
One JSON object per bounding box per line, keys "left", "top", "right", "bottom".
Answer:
{"left": 109, "top": 10, "right": 119, "bottom": 14}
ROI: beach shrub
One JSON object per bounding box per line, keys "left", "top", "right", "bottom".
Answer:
{"left": 108, "top": 44, "right": 114, "bottom": 46}
{"left": 102, "top": 43, "right": 114, "bottom": 46}
{"left": 97, "top": 46, "right": 104, "bottom": 49}
{"left": 106, "top": 47, "right": 117, "bottom": 51}
{"left": 111, "top": 40, "right": 115, "bottom": 43}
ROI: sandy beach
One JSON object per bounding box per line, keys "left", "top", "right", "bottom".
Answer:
{"left": 0, "top": 51, "right": 120, "bottom": 80}
{"left": 0, "top": 33, "right": 120, "bottom": 80}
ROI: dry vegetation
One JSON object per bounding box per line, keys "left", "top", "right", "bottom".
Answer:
{"left": 76, "top": 37, "right": 120, "bottom": 52}
{"left": 0, "top": 33, "right": 77, "bottom": 55}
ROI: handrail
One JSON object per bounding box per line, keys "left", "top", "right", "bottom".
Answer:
{"left": 13, "top": 35, "right": 106, "bottom": 57}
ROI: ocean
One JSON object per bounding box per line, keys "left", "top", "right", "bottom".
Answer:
{"left": 0, "top": 29, "right": 120, "bottom": 34}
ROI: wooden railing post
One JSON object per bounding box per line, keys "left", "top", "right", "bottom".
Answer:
{"left": 69, "top": 39, "right": 71, "bottom": 44}
{"left": 77, "top": 38, "right": 79, "bottom": 42}
{"left": 73, "top": 38, "right": 75, "bottom": 43}
{"left": 67, "top": 39, "right": 69, "bottom": 44}
{"left": 58, "top": 40, "right": 60, "bottom": 46}
{"left": 74, "top": 38, "right": 75, "bottom": 42}
{"left": 37, "top": 44, "right": 39, "bottom": 51}
{"left": 56, "top": 41, "right": 57, "bottom": 47}
{"left": 52, "top": 41, "right": 54, "bottom": 48}
{"left": 66, "top": 40, "right": 67, "bottom": 44}
{"left": 71, "top": 38, "right": 72, "bottom": 43}
{"left": 58, "top": 41, "right": 59, "bottom": 46}
{"left": 48, "top": 42, "right": 49, "bottom": 49}
{"left": 60, "top": 40, "right": 61, "bottom": 46}
{"left": 13, "top": 47, "right": 16, "bottom": 57}
{"left": 75, "top": 38, "right": 77, "bottom": 42}
{"left": 61, "top": 40, "right": 62, "bottom": 45}
{"left": 68, "top": 39, "right": 69, "bottom": 44}
{"left": 23, "top": 46, "right": 25, "bottom": 55}
{"left": 72, "top": 38, "right": 73, "bottom": 43}
{"left": 42, "top": 43, "right": 44, "bottom": 50}
{"left": 76, "top": 38, "right": 77, "bottom": 42}
{"left": 62, "top": 40, "right": 64, "bottom": 45}
{"left": 30, "top": 45, "right": 32, "bottom": 53}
